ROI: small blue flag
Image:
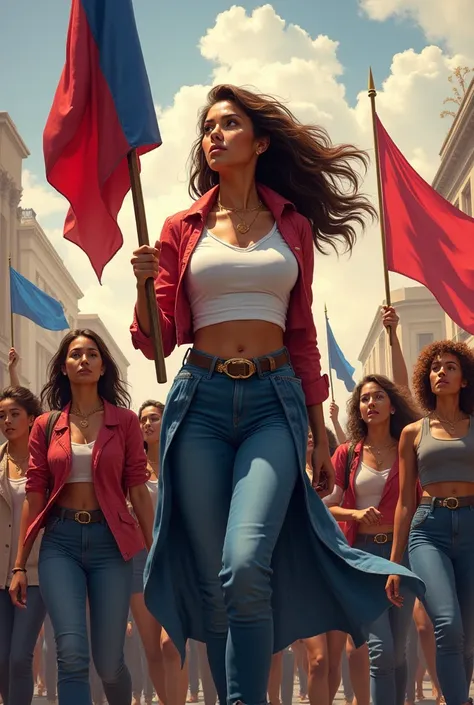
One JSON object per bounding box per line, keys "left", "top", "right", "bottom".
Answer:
{"left": 10, "top": 267, "right": 69, "bottom": 332}
{"left": 326, "top": 318, "right": 356, "bottom": 392}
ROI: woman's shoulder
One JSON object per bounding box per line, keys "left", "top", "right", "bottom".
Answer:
{"left": 115, "top": 406, "right": 140, "bottom": 425}
{"left": 400, "top": 419, "right": 423, "bottom": 442}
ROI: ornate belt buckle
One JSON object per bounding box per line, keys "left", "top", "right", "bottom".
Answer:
{"left": 442, "top": 497, "right": 459, "bottom": 510}
{"left": 374, "top": 533, "right": 388, "bottom": 544}
{"left": 75, "top": 510, "right": 92, "bottom": 524}
{"left": 219, "top": 358, "right": 256, "bottom": 380}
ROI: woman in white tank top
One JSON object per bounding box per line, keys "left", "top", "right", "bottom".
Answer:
{"left": 130, "top": 83, "right": 423, "bottom": 705}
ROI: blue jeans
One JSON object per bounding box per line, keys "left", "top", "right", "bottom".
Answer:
{"left": 354, "top": 536, "right": 415, "bottom": 705}
{"left": 168, "top": 356, "right": 302, "bottom": 704}
{"left": 43, "top": 613, "right": 58, "bottom": 701}
{"left": 0, "top": 586, "right": 45, "bottom": 705}
{"left": 39, "top": 514, "right": 133, "bottom": 705}
{"left": 409, "top": 502, "right": 474, "bottom": 705}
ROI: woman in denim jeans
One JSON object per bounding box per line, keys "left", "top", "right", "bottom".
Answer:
{"left": 9, "top": 329, "right": 155, "bottom": 705}
{"left": 0, "top": 386, "right": 45, "bottom": 705}
{"left": 327, "top": 335, "right": 421, "bottom": 705}
{"left": 130, "top": 84, "right": 423, "bottom": 705}
{"left": 388, "top": 340, "right": 474, "bottom": 705}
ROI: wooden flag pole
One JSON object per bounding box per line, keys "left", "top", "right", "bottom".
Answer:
{"left": 368, "top": 68, "right": 393, "bottom": 346}
{"left": 127, "top": 150, "right": 167, "bottom": 384}
{"left": 324, "top": 304, "right": 335, "bottom": 403}
{"left": 8, "top": 255, "right": 14, "bottom": 348}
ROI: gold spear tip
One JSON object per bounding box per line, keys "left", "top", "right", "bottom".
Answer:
{"left": 368, "top": 67, "right": 376, "bottom": 93}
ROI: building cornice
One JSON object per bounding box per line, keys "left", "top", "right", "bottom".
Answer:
{"left": 0, "top": 112, "right": 30, "bottom": 159}
{"left": 432, "top": 79, "right": 474, "bottom": 198}
{"left": 19, "top": 215, "right": 83, "bottom": 300}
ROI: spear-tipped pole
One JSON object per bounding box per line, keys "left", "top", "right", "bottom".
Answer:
{"left": 324, "top": 304, "right": 335, "bottom": 403}
{"left": 368, "top": 68, "right": 393, "bottom": 345}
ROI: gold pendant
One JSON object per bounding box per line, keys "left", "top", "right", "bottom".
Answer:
{"left": 80, "top": 419, "right": 89, "bottom": 429}
{"left": 236, "top": 222, "right": 249, "bottom": 234}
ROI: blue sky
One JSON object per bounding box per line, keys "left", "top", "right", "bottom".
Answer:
{"left": 1, "top": 0, "right": 429, "bottom": 178}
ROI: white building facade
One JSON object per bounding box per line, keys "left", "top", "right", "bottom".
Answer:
{"left": 0, "top": 111, "right": 128, "bottom": 396}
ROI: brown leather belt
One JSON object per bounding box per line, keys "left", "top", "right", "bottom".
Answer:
{"left": 358, "top": 532, "right": 394, "bottom": 545}
{"left": 186, "top": 348, "right": 290, "bottom": 380}
{"left": 51, "top": 506, "right": 104, "bottom": 524}
{"left": 419, "top": 496, "right": 474, "bottom": 510}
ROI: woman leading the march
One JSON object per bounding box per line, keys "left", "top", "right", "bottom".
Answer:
{"left": 387, "top": 340, "right": 474, "bottom": 705}
{"left": 130, "top": 84, "right": 422, "bottom": 705}
{"left": 8, "top": 329, "right": 154, "bottom": 705}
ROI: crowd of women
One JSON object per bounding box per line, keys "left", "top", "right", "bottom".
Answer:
{"left": 0, "top": 83, "right": 473, "bottom": 705}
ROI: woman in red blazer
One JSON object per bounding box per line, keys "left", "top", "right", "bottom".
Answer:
{"left": 9, "top": 329, "right": 154, "bottom": 705}
{"left": 130, "top": 83, "right": 423, "bottom": 705}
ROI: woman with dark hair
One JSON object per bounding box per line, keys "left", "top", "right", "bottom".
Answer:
{"left": 8, "top": 329, "right": 154, "bottom": 705}
{"left": 132, "top": 399, "right": 187, "bottom": 705}
{"left": 387, "top": 340, "right": 474, "bottom": 705}
{"left": 326, "top": 310, "right": 421, "bottom": 705}
{"left": 130, "top": 84, "right": 421, "bottom": 704}
{"left": 0, "top": 386, "right": 44, "bottom": 705}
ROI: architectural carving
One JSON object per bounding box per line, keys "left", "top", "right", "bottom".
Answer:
{"left": 9, "top": 186, "right": 22, "bottom": 208}
{"left": 0, "top": 168, "right": 13, "bottom": 198}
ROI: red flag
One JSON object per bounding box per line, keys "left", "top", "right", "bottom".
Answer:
{"left": 376, "top": 114, "right": 474, "bottom": 335}
{"left": 44, "top": 0, "right": 161, "bottom": 281}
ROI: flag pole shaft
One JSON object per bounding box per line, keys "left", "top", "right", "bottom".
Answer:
{"left": 8, "top": 256, "right": 14, "bottom": 348}
{"left": 325, "top": 305, "right": 335, "bottom": 403}
{"left": 127, "top": 150, "right": 167, "bottom": 384}
{"left": 368, "top": 68, "right": 393, "bottom": 346}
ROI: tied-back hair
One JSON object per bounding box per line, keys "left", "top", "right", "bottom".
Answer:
{"left": 413, "top": 340, "right": 474, "bottom": 414}
{"left": 189, "top": 84, "right": 376, "bottom": 254}
{"left": 138, "top": 399, "right": 165, "bottom": 419}
{"left": 41, "top": 329, "right": 131, "bottom": 411}
{"left": 346, "top": 374, "right": 420, "bottom": 443}
{"left": 0, "top": 386, "right": 43, "bottom": 419}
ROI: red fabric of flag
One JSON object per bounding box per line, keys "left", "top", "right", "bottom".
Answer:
{"left": 376, "top": 114, "right": 474, "bottom": 336}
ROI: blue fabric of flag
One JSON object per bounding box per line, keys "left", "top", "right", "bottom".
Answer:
{"left": 10, "top": 267, "right": 69, "bottom": 332}
{"left": 326, "top": 319, "right": 356, "bottom": 392}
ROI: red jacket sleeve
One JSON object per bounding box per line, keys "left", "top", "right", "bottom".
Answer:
{"left": 285, "top": 217, "right": 329, "bottom": 405}
{"left": 123, "top": 411, "right": 149, "bottom": 489}
{"left": 26, "top": 415, "right": 50, "bottom": 496}
{"left": 332, "top": 443, "right": 349, "bottom": 490}
{"left": 130, "top": 217, "right": 179, "bottom": 359}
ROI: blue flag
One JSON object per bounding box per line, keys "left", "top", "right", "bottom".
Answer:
{"left": 10, "top": 267, "right": 69, "bottom": 332}
{"left": 326, "top": 318, "right": 356, "bottom": 392}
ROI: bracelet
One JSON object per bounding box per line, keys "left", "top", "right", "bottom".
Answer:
{"left": 11, "top": 568, "right": 27, "bottom": 575}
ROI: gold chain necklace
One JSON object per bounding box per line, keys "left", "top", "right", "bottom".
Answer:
{"left": 218, "top": 198, "right": 263, "bottom": 235}
{"left": 432, "top": 412, "right": 466, "bottom": 435}
{"left": 364, "top": 441, "right": 397, "bottom": 471}
{"left": 70, "top": 402, "right": 104, "bottom": 429}
{"left": 6, "top": 446, "right": 29, "bottom": 477}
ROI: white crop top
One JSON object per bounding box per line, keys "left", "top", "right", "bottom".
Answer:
{"left": 354, "top": 461, "right": 390, "bottom": 510}
{"left": 66, "top": 441, "right": 95, "bottom": 484}
{"left": 186, "top": 224, "right": 299, "bottom": 332}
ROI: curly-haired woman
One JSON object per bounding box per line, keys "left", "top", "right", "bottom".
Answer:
{"left": 326, "top": 308, "right": 421, "bottom": 705}
{"left": 130, "top": 83, "right": 422, "bottom": 705}
{"left": 387, "top": 340, "right": 474, "bottom": 705}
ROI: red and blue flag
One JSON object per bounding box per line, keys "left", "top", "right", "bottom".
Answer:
{"left": 44, "top": 0, "right": 161, "bottom": 281}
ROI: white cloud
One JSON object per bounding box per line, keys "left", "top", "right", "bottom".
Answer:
{"left": 359, "top": 0, "right": 474, "bottom": 56}
{"left": 22, "top": 170, "right": 66, "bottom": 217}
{"left": 23, "top": 4, "right": 474, "bottom": 412}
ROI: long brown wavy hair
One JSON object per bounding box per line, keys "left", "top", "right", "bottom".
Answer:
{"left": 41, "top": 329, "right": 131, "bottom": 411}
{"left": 346, "top": 374, "right": 420, "bottom": 442}
{"left": 189, "top": 84, "right": 376, "bottom": 254}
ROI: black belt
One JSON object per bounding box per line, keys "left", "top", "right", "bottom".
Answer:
{"left": 419, "top": 496, "right": 474, "bottom": 510}
{"left": 51, "top": 506, "right": 104, "bottom": 525}
{"left": 357, "top": 532, "right": 393, "bottom": 545}
{"left": 186, "top": 348, "right": 290, "bottom": 380}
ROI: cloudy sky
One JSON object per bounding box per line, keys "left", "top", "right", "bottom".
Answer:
{"left": 1, "top": 0, "right": 472, "bottom": 413}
